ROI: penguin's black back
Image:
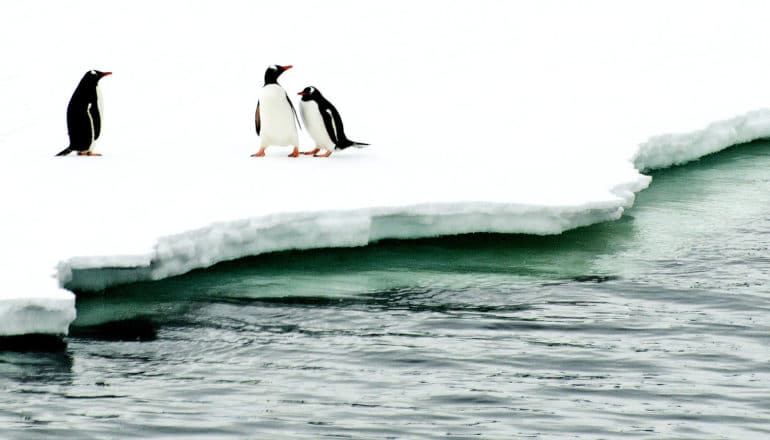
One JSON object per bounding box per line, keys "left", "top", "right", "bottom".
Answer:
{"left": 303, "top": 89, "right": 353, "bottom": 150}
{"left": 314, "top": 93, "right": 365, "bottom": 149}
{"left": 66, "top": 72, "right": 102, "bottom": 151}
{"left": 300, "top": 86, "right": 369, "bottom": 150}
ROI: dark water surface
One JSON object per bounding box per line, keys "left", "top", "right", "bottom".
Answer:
{"left": 3, "top": 141, "right": 770, "bottom": 438}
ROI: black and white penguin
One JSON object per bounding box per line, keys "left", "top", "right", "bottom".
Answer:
{"left": 56, "top": 70, "right": 112, "bottom": 157}
{"left": 297, "top": 86, "right": 368, "bottom": 157}
{"left": 252, "top": 65, "right": 301, "bottom": 158}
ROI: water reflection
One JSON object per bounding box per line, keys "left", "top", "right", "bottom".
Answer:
{"left": 0, "top": 350, "right": 73, "bottom": 385}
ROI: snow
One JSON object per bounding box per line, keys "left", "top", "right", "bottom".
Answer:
{"left": 2, "top": 1, "right": 770, "bottom": 336}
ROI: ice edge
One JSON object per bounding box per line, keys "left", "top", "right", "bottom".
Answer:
{"left": 633, "top": 108, "right": 770, "bottom": 172}
{"left": 0, "top": 289, "right": 76, "bottom": 337}
{"left": 58, "top": 196, "right": 644, "bottom": 292}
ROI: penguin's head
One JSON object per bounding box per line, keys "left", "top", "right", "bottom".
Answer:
{"left": 85, "top": 70, "right": 112, "bottom": 82}
{"left": 264, "top": 64, "right": 292, "bottom": 85}
{"left": 297, "top": 86, "right": 321, "bottom": 101}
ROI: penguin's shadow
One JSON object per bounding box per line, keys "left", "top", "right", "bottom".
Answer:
{"left": 244, "top": 150, "right": 368, "bottom": 161}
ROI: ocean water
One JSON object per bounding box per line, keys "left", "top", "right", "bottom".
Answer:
{"left": 2, "top": 140, "right": 770, "bottom": 439}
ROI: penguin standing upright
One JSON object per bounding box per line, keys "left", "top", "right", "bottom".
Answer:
{"left": 252, "top": 65, "right": 301, "bottom": 158}
{"left": 297, "top": 86, "right": 368, "bottom": 157}
{"left": 56, "top": 70, "right": 112, "bottom": 157}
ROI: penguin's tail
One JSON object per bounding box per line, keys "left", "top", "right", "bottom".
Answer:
{"left": 55, "top": 147, "right": 73, "bottom": 157}
{"left": 338, "top": 139, "right": 369, "bottom": 150}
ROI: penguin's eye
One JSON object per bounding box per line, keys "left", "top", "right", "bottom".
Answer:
{"left": 89, "top": 70, "right": 96, "bottom": 75}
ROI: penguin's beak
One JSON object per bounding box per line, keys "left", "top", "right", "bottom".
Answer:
{"left": 102, "top": 72, "right": 113, "bottom": 77}
{"left": 297, "top": 91, "right": 306, "bottom": 96}
{"left": 281, "top": 65, "right": 293, "bottom": 72}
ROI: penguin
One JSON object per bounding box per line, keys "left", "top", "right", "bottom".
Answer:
{"left": 297, "top": 86, "right": 368, "bottom": 157}
{"left": 252, "top": 65, "right": 301, "bottom": 158}
{"left": 56, "top": 70, "right": 112, "bottom": 157}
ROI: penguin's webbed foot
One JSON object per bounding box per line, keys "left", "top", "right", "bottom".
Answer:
{"left": 288, "top": 146, "right": 300, "bottom": 158}
{"left": 251, "top": 147, "right": 267, "bottom": 157}
{"left": 313, "top": 149, "right": 333, "bottom": 158}
{"left": 78, "top": 151, "right": 102, "bottom": 157}
{"left": 302, "top": 148, "right": 321, "bottom": 156}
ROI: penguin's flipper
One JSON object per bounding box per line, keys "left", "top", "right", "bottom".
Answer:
{"left": 285, "top": 94, "right": 302, "bottom": 130}
{"left": 255, "top": 101, "right": 261, "bottom": 135}
{"left": 326, "top": 105, "right": 352, "bottom": 146}
{"left": 66, "top": 106, "right": 94, "bottom": 151}
{"left": 324, "top": 102, "right": 367, "bottom": 149}
{"left": 89, "top": 101, "right": 102, "bottom": 140}
{"left": 55, "top": 147, "right": 73, "bottom": 156}
{"left": 320, "top": 108, "right": 338, "bottom": 144}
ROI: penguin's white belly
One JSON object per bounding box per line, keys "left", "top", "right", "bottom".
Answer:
{"left": 259, "top": 84, "right": 298, "bottom": 147}
{"left": 300, "top": 100, "right": 336, "bottom": 149}
{"left": 90, "top": 85, "right": 103, "bottom": 151}
{"left": 97, "top": 85, "right": 104, "bottom": 127}
{"left": 87, "top": 104, "right": 95, "bottom": 144}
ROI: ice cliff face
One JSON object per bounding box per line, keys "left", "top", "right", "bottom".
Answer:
{"left": 59, "top": 184, "right": 649, "bottom": 293}
{"left": 0, "top": 289, "right": 76, "bottom": 337}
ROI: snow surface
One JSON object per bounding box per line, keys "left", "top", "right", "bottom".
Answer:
{"left": 3, "top": 1, "right": 770, "bottom": 336}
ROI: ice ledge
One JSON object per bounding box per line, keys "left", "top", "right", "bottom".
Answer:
{"left": 633, "top": 109, "right": 770, "bottom": 172}
{"left": 59, "top": 191, "right": 648, "bottom": 292}
{"left": 0, "top": 290, "right": 75, "bottom": 337}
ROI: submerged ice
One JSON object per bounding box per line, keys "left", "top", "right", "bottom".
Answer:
{"left": 3, "top": 1, "right": 770, "bottom": 336}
